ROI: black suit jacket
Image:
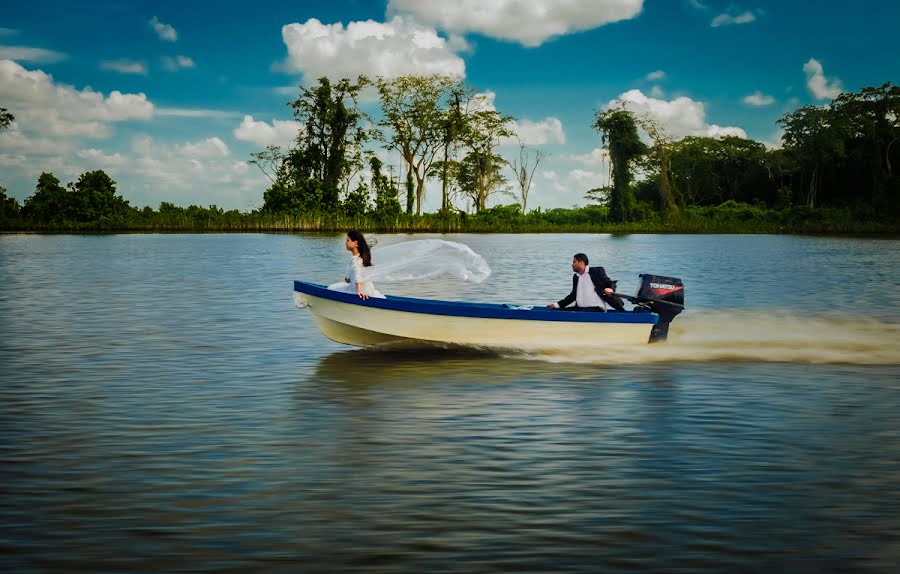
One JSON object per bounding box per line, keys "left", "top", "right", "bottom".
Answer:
{"left": 558, "top": 266, "right": 615, "bottom": 309}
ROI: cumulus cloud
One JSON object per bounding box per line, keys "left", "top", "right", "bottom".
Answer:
{"left": 0, "top": 46, "right": 67, "bottom": 63}
{"left": 608, "top": 89, "right": 747, "bottom": 139}
{"left": 388, "top": 0, "right": 644, "bottom": 47}
{"left": 126, "top": 135, "right": 267, "bottom": 207}
{"left": 77, "top": 148, "right": 126, "bottom": 166}
{"left": 539, "top": 166, "right": 608, "bottom": 201}
{"left": 156, "top": 107, "right": 239, "bottom": 119}
{"left": 803, "top": 58, "right": 843, "bottom": 101}
{"left": 280, "top": 16, "right": 465, "bottom": 80}
{"left": 711, "top": 11, "right": 756, "bottom": 27}
{"left": 464, "top": 91, "right": 563, "bottom": 146}
{"left": 162, "top": 55, "right": 195, "bottom": 71}
{"left": 0, "top": 59, "right": 153, "bottom": 141}
{"left": 176, "top": 137, "right": 230, "bottom": 158}
{"left": 567, "top": 147, "right": 610, "bottom": 167}
{"left": 149, "top": 16, "right": 177, "bottom": 42}
{"left": 233, "top": 115, "right": 302, "bottom": 148}
{"left": 645, "top": 70, "right": 665, "bottom": 81}
{"left": 742, "top": 91, "right": 775, "bottom": 106}
{"left": 500, "top": 117, "right": 566, "bottom": 146}
{"left": 101, "top": 59, "right": 148, "bottom": 75}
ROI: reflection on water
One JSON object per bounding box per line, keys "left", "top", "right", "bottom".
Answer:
{"left": 1, "top": 233, "right": 899, "bottom": 572}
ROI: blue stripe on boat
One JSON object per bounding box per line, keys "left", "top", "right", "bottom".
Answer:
{"left": 294, "top": 281, "right": 658, "bottom": 325}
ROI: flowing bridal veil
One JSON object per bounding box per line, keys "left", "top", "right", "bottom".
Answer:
{"left": 360, "top": 239, "right": 491, "bottom": 284}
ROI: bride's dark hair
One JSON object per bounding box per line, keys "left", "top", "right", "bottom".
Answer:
{"left": 348, "top": 230, "right": 372, "bottom": 267}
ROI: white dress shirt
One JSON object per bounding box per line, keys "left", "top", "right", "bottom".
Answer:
{"left": 576, "top": 267, "right": 606, "bottom": 309}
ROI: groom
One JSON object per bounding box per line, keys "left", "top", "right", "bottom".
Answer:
{"left": 547, "top": 253, "right": 624, "bottom": 312}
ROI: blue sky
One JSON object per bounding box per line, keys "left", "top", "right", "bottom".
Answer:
{"left": 2, "top": 0, "right": 898, "bottom": 211}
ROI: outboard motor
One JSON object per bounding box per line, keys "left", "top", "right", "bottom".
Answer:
{"left": 634, "top": 274, "right": 684, "bottom": 343}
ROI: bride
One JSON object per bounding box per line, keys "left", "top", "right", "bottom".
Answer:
{"left": 328, "top": 230, "right": 385, "bottom": 299}
{"left": 326, "top": 230, "right": 492, "bottom": 299}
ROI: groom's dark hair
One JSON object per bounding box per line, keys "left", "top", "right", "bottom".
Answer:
{"left": 573, "top": 253, "right": 589, "bottom": 265}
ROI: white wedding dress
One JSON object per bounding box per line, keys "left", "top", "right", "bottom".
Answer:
{"left": 325, "top": 239, "right": 492, "bottom": 299}
{"left": 327, "top": 255, "right": 386, "bottom": 298}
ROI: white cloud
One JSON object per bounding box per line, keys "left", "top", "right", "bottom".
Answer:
{"left": 540, "top": 166, "right": 608, "bottom": 201}
{"left": 77, "top": 148, "right": 126, "bottom": 166}
{"left": 149, "top": 16, "right": 177, "bottom": 42}
{"left": 803, "top": 58, "right": 843, "bottom": 101}
{"left": 280, "top": 16, "right": 465, "bottom": 80}
{"left": 609, "top": 89, "right": 747, "bottom": 139}
{"left": 0, "top": 46, "right": 67, "bottom": 63}
{"left": 0, "top": 125, "right": 73, "bottom": 157}
{"left": 466, "top": 91, "right": 563, "bottom": 145}
{"left": 388, "top": 0, "right": 644, "bottom": 47}
{"left": 0, "top": 60, "right": 153, "bottom": 141}
{"left": 446, "top": 33, "right": 472, "bottom": 53}
{"left": 505, "top": 117, "right": 566, "bottom": 146}
{"left": 101, "top": 59, "right": 148, "bottom": 75}
{"left": 155, "top": 107, "right": 240, "bottom": 119}
{"left": 176, "top": 137, "right": 230, "bottom": 158}
{"left": 742, "top": 91, "right": 775, "bottom": 106}
{"left": 567, "top": 147, "right": 609, "bottom": 167}
{"left": 162, "top": 55, "right": 195, "bottom": 71}
{"left": 645, "top": 70, "right": 665, "bottom": 81}
{"left": 650, "top": 85, "right": 664, "bottom": 98}
{"left": 233, "top": 115, "right": 302, "bottom": 148}
{"left": 273, "top": 85, "right": 297, "bottom": 96}
{"left": 711, "top": 11, "right": 756, "bottom": 27}
{"left": 125, "top": 135, "right": 267, "bottom": 207}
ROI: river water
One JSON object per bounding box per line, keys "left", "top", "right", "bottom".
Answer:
{"left": 1, "top": 233, "right": 898, "bottom": 572}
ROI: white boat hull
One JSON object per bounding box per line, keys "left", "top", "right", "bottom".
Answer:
{"left": 294, "top": 282, "right": 658, "bottom": 350}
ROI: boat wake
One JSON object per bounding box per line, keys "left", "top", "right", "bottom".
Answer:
{"left": 505, "top": 310, "right": 900, "bottom": 365}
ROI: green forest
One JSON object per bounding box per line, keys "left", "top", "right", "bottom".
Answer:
{"left": 1, "top": 77, "right": 898, "bottom": 234}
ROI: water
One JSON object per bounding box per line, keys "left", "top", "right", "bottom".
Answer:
{"left": 1, "top": 233, "right": 898, "bottom": 572}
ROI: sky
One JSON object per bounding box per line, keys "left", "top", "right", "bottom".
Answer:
{"left": 2, "top": 0, "right": 898, "bottom": 212}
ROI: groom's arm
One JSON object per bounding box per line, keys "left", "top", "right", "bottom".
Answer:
{"left": 551, "top": 276, "right": 577, "bottom": 308}
{"left": 591, "top": 266, "right": 614, "bottom": 292}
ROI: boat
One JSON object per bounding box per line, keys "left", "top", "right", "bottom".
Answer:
{"left": 293, "top": 274, "right": 684, "bottom": 349}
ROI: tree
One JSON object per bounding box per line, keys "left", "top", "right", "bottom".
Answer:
{"left": 509, "top": 140, "right": 543, "bottom": 212}
{"left": 370, "top": 157, "right": 401, "bottom": 219}
{"left": 0, "top": 107, "right": 13, "bottom": 130}
{"left": 440, "top": 88, "right": 467, "bottom": 211}
{"left": 584, "top": 186, "right": 610, "bottom": 205}
{"left": 593, "top": 108, "right": 646, "bottom": 222}
{"left": 405, "top": 165, "right": 415, "bottom": 215}
{"left": 68, "top": 170, "right": 130, "bottom": 222}
{"left": 287, "top": 76, "right": 368, "bottom": 212}
{"left": 248, "top": 145, "right": 287, "bottom": 185}
{"left": 0, "top": 109, "right": 18, "bottom": 223}
{"left": 376, "top": 74, "right": 461, "bottom": 215}
{"left": 0, "top": 186, "right": 21, "bottom": 222}
{"left": 778, "top": 105, "right": 846, "bottom": 208}
{"left": 830, "top": 82, "right": 900, "bottom": 207}
{"left": 343, "top": 181, "right": 371, "bottom": 218}
{"left": 636, "top": 115, "right": 679, "bottom": 213}
{"left": 456, "top": 150, "right": 512, "bottom": 212}
{"left": 262, "top": 179, "right": 323, "bottom": 214}
{"left": 667, "top": 136, "right": 772, "bottom": 206}
{"left": 456, "top": 102, "right": 514, "bottom": 212}
{"left": 22, "top": 173, "right": 68, "bottom": 223}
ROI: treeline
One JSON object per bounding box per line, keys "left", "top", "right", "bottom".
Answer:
{"left": 1, "top": 171, "right": 891, "bottom": 234}
{"left": 1, "top": 80, "right": 898, "bottom": 234}
{"left": 594, "top": 83, "right": 900, "bottom": 224}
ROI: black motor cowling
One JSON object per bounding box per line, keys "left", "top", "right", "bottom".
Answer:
{"left": 635, "top": 274, "right": 684, "bottom": 343}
